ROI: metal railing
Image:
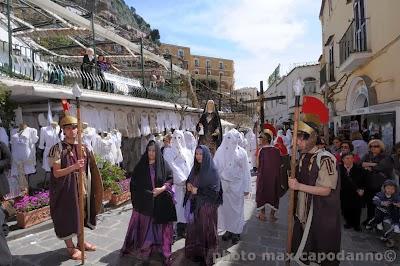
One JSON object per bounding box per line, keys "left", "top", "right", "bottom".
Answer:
{"left": 339, "top": 19, "right": 368, "bottom": 65}
{"left": 0, "top": 41, "right": 180, "bottom": 102}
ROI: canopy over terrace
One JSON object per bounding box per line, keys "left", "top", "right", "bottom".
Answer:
{"left": 0, "top": 0, "right": 250, "bottom": 114}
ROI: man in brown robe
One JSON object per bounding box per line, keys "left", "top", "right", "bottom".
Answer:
{"left": 288, "top": 119, "right": 341, "bottom": 266}
{"left": 48, "top": 115, "right": 103, "bottom": 260}
{"left": 256, "top": 131, "right": 281, "bottom": 222}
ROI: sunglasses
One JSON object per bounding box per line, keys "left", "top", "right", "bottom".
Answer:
{"left": 64, "top": 125, "right": 78, "bottom": 130}
{"left": 370, "top": 145, "right": 380, "bottom": 148}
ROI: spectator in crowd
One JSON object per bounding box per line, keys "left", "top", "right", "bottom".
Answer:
{"left": 392, "top": 143, "right": 400, "bottom": 181}
{"left": 351, "top": 132, "right": 369, "bottom": 159}
{"left": 81, "top": 48, "right": 95, "bottom": 89}
{"left": 317, "top": 137, "right": 327, "bottom": 151}
{"left": 366, "top": 180, "right": 400, "bottom": 233}
{"left": 336, "top": 140, "right": 361, "bottom": 165}
{"left": 97, "top": 55, "right": 110, "bottom": 72}
{"left": 340, "top": 152, "right": 366, "bottom": 231}
{"left": 97, "top": 55, "right": 110, "bottom": 92}
{"left": 330, "top": 136, "right": 342, "bottom": 156}
{"left": 361, "top": 139, "right": 394, "bottom": 225}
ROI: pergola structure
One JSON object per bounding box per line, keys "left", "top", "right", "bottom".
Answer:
{"left": 0, "top": 0, "right": 250, "bottom": 114}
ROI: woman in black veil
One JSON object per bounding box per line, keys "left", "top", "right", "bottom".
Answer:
{"left": 184, "top": 145, "right": 223, "bottom": 265}
{"left": 121, "top": 140, "right": 176, "bottom": 265}
{"left": 196, "top": 100, "right": 223, "bottom": 156}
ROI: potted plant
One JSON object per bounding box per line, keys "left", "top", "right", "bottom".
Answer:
{"left": 96, "top": 156, "right": 130, "bottom": 205}
{"left": 109, "top": 178, "right": 131, "bottom": 207}
{"left": 14, "top": 191, "right": 51, "bottom": 228}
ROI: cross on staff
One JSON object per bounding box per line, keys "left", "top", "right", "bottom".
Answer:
{"left": 240, "top": 81, "right": 286, "bottom": 125}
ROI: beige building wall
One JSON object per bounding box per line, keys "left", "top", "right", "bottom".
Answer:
{"left": 320, "top": 0, "right": 400, "bottom": 145}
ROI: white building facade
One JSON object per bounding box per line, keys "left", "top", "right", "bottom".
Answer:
{"left": 263, "top": 64, "right": 320, "bottom": 126}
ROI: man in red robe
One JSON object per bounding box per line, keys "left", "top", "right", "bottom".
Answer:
{"left": 256, "top": 125, "right": 282, "bottom": 222}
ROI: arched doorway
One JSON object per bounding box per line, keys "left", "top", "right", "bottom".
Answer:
{"left": 345, "top": 76, "right": 376, "bottom": 112}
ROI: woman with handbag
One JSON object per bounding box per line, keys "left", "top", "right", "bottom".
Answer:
{"left": 121, "top": 140, "right": 177, "bottom": 266}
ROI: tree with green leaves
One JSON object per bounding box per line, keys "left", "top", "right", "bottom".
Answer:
{"left": 0, "top": 82, "right": 16, "bottom": 130}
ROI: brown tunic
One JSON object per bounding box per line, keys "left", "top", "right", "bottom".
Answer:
{"left": 292, "top": 148, "right": 341, "bottom": 266}
{"left": 256, "top": 146, "right": 282, "bottom": 210}
{"left": 48, "top": 141, "right": 103, "bottom": 239}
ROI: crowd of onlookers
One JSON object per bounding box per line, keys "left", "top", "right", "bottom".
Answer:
{"left": 319, "top": 132, "right": 399, "bottom": 246}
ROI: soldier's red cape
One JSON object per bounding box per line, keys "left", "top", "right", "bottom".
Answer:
{"left": 301, "top": 96, "right": 329, "bottom": 124}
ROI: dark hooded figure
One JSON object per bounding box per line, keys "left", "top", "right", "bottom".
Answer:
{"left": 196, "top": 100, "right": 223, "bottom": 156}
{"left": 121, "top": 140, "right": 176, "bottom": 266}
{"left": 184, "top": 145, "right": 223, "bottom": 265}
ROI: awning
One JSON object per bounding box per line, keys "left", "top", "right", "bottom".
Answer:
{"left": 2, "top": 77, "right": 201, "bottom": 112}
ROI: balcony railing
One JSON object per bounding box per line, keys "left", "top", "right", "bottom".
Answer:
{"left": 0, "top": 41, "right": 179, "bottom": 102}
{"left": 339, "top": 19, "right": 368, "bottom": 65}
{"left": 320, "top": 64, "right": 327, "bottom": 87}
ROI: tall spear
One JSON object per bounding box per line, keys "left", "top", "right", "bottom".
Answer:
{"left": 286, "top": 78, "right": 303, "bottom": 265}
{"left": 72, "top": 83, "right": 85, "bottom": 264}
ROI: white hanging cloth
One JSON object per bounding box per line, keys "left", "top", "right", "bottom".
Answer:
{"left": 10, "top": 126, "right": 39, "bottom": 176}
{"left": 38, "top": 125, "right": 61, "bottom": 172}
{"left": 140, "top": 112, "right": 151, "bottom": 136}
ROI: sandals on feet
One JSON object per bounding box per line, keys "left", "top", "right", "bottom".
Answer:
{"left": 67, "top": 247, "right": 86, "bottom": 260}
{"left": 256, "top": 212, "right": 266, "bottom": 221}
{"left": 78, "top": 242, "right": 97, "bottom": 251}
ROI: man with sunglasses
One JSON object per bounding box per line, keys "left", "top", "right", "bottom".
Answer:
{"left": 48, "top": 115, "right": 103, "bottom": 261}
{"left": 289, "top": 117, "right": 341, "bottom": 266}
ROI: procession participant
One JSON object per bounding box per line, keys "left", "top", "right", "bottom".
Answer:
{"left": 184, "top": 131, "right": 197, "bottom": 158}
{"left": 244, "top": 129, "right": 257, "bottom": 171}
{"left": 275, "top": 134, "right": 290, "bottom": 197}
{"left": 184, "top": 145, "right": 223, "bottom": 265}
{"left": 289, "top": 113, "right": 341, "bottom": 266}
{"left": 163, "top": 130, "right": 193, "bottom": 239}
{"left": 214, "top": 129, "right": 251, "bottom": 244}
{"left": 256, "top": 124, "right": 282, "bottom": 222}
{"left": 48, "top": 115, "right": 103, "bottom": 261}
{"left": 121, "top": 141, "right": 176, "bottom": 265}
{"left": 196, "top": 100, "right": 223, "bottom": 156}
{"left": 161, "top": 133, "right": 172, "bottom": 154}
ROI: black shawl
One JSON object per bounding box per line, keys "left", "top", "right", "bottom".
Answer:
{"left": 196, "top": 102, "right": 223, "bottom": 148}
{"left": 130, "top": 140, "right": 177, "bottom": 224}
{"left": 183, "top": 145, "right": 222, "bottom": 210}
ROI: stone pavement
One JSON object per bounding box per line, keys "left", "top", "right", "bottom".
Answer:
{"left": 7, "top": 175, "right": 400, "bottom": 265}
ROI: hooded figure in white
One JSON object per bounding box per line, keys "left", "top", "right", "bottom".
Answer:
{"left": 214, "top": 129, "right": 251, "bottom": 243}
{"left": 163, "top": 130, "right": 193, "bottom": 236}
{"left": 183, "top": 131, "right": 196, "bottom": 158}
{"left": 245, "top": 129, "right": 257, "bottom": 169}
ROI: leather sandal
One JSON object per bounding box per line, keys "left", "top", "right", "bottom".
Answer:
{"left": 78, "top": 242, "right": 97, "bottom": 251}
{"left": 67, "top": 246, "right": 86, "bottom": 260}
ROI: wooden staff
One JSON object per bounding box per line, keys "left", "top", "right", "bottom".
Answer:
{"left": 76, "top": 96, "right": 85, "bottom": 264}
{"left": 286, "top": 84, "right": 302, "bottom": 265}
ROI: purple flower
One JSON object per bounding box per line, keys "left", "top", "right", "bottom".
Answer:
{"left": 14, "top": 190, "right": 50, "bottom": 212}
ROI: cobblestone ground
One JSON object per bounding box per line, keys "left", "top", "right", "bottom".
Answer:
{"left": 7, "top": 176, "right": 400, "bottom": 265}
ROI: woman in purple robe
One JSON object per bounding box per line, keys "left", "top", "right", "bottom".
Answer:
{"left": 121, "top": 140, "right": 177, "bottom": 265}
{"left": 184, "top": 145, "right": 223, "bottom": 265}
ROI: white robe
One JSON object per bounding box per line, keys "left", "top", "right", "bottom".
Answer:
{"left": 215, "top": 129, "right": 251, "bottom": 234}
{"left": 10, "top": 127, "right": 39, "bottom": 176}
{"left": 82, "top": 126, "right": 97, "bottom": 152}
{"left": 163, "top": 130, "right": 193, "bottom": 224}
{"left": 245, "top": 130, "right": 257, "bottom": 168}
{"left": 39, "top": 125, "right": 61, "bottom": 171}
